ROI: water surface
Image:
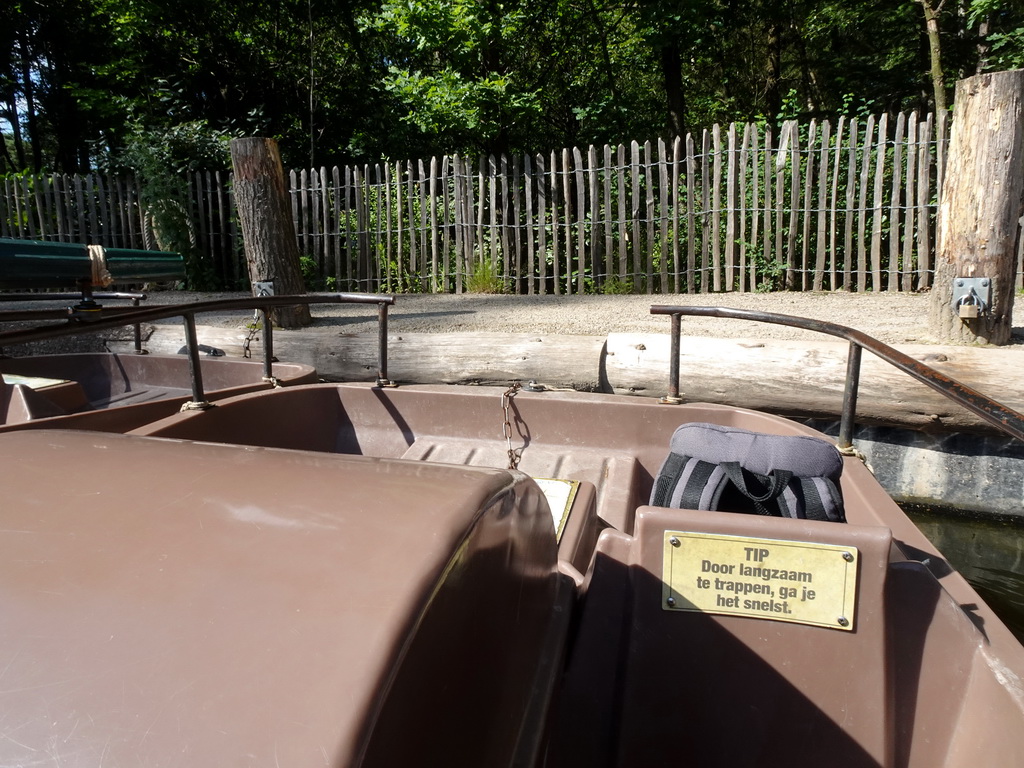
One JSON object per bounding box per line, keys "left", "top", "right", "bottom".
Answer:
{"left": 904, "top": 504, "right": 1024, "bottom": 642}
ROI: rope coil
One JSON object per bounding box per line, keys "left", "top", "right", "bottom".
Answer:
{"left": 87, "top": 244, "right": 113, "bottom": 288}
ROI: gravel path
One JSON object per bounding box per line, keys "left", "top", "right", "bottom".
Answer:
{"left": 5, "top": 289, "right": 1024, "bottom": 355}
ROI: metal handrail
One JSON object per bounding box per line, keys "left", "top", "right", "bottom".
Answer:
{"left": 0, "top": 292, "right": 151, "bottom": 351}
{"left": 650, "top": 305, "right": 1024, "bottom": 446}
{"left": 0, "top": 293, "right": 396, "bottom": 406}
{"left": 0, "top": 292, "right": 150, "bottom": 350}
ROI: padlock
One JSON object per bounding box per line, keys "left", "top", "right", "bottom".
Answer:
{"left": 958, "top": 301, "right": 979, "bottom": 319}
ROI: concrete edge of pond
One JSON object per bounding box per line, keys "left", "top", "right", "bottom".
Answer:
{"left": 806, "top": 420, "right": 1024, "bottom": 519}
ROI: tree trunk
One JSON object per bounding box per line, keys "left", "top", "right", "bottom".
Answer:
{"left": 928, "top": 70, "right": 1024, "bottom": 345}
{"left": 661, "top": 41, "right": 686, "bottom": 137}
{"left": 230, "top": 137, "right": 311, "bottom": 328}
{"left": 917, "top": 0, "right": 948, "bottom": 113}
{"left": 765, "top": 21, "right": 783, "bottom": 127}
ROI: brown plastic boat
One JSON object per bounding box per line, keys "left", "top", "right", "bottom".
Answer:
{"left": 0, "top": 351, "right": 317, "bottom": 430}
{"left": 0, "top": 299, "right": 1022, "bottom": 768}
{"left": 0, "top": 245, "right": 327, "bottom": 432}
{"left": 0, "top": 291, "right": 398, "bottom": 432}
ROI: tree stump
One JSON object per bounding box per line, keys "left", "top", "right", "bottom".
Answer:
{"left": 929, "top": 70, "right": 1024, "bottom": 345}
{"left": 230, "top": 137, "right": 311, "bottom": 328}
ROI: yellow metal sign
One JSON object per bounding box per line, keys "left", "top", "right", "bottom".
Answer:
{"left": 533, "top": 478, "right": 579, "bottom": 542}
{"left": 661, "top": 531, "right": 858, "bottom": 630}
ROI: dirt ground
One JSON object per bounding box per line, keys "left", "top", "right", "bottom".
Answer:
{"left": 143, "top": 289, "right": 1024, "bottom": 344}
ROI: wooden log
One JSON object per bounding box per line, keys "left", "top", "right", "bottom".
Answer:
{"left": 109, "top": 327, "right": 607, "bottom": 392}
{"left": 604, "top": 333, "right": 1024, "bottom": 432}
{"left": 929, "top": 70, "right": 1024, "bottom": 344}
{"left": 229, "top": 138, "right": 311, "bottom": 327}
{"left": 107, "top": 324, "right": 1024, "bottom": 434}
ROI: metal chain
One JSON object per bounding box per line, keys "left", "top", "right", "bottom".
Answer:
{"left": 502, "top": 381, "right": 522, "bottom": 470}
{"left": 241, "top": 309, "right": 261, "bottom": 359}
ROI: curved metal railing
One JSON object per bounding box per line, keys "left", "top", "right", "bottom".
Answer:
{"left": 0, "top": 293, "right": 396, "bottom": 407}
{"left": 651, "top": 305, "right": 1024, "bottom": 446}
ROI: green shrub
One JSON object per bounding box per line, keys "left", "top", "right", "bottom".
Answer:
{"left": 467, "top": 259, "right": 505, "bottom": 293}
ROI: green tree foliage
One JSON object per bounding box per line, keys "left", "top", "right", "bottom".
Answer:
{"left": 1, "top": 0, "right": 1022, "bottom": 173}
{"left": 108, "top": 120, "right": 235, "bottom": 288}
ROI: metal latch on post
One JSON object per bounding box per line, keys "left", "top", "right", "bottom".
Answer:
{"left": 951, "top": 277, "right": 991, "bottom": 319}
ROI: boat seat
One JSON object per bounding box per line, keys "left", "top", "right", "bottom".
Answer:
{"left": 546, "top": 505, "right": 893, "bottom": 768}
{"left": 401, "top": 437, "right": 638, "bottom": 531}
{"left": 0, "top": 377, "right": 82, "bottom": 425}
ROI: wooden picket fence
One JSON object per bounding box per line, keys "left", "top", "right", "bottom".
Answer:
{"left": 0, "top": 112, "right": 961, "bottom": 294}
